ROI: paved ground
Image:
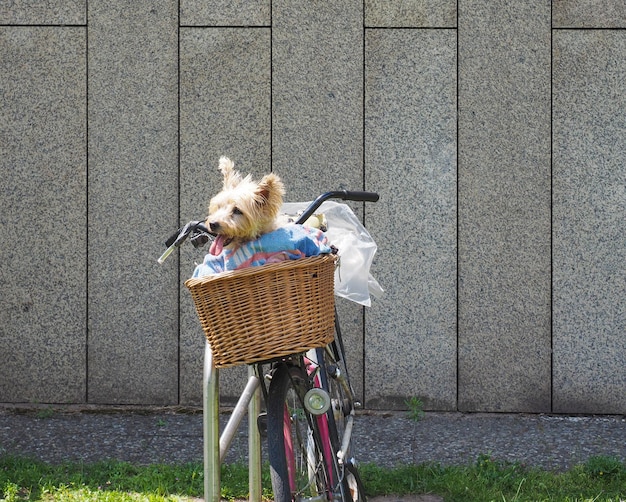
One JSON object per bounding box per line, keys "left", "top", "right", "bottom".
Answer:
{"left": 1, "top": 406, "right": 625, "bottom": 472}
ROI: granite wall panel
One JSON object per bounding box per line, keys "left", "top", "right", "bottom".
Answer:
{"left": 457, "top": 0, "right": 552, "bottom": 412}
{"left": 87, "top": 2, "right": 179, "bottom": 404}
{"left": 365, "top": 0, "right": 456, "bottom": 27}
{"left": 553, "top": 0, "right": 626, "bottom": 28}
{"left": 179, "top": 28, "right": 271, "bottom": 403}
{"left": 0, "top": 27, "right": 86, "bottom": 403}
{"left": 365, "top": 29, "right": 457, "bottom": 410}
{"left": 553, "top": 30, "right": 626, "bottom": 414}
{"left": 180, "top": 0, "right": 270, "bottom": 26}
{"left": 0, "top": 0, "right": 85, "bottom": 25}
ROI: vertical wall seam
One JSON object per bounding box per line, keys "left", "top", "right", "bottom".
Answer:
{"left": 455, "top": 0, "right": 460, "bottom": 412}
{"left": 177, "top": 0, "right": 182, "bottom": 406}
{"left": 270, "top": 1, "right": 273, "bottom": 172}
{"left": 362, "top": 0, "right": 367, "bottom": 406}
{"left": 85, "top": 0, "right": 90, "bottom": 404}
{"left": 550, "top": 0, "right": 554, "bottom": 414}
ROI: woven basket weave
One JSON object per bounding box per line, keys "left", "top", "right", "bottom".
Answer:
{"left": 185, "top": 254, "right": 337, "bottom": 368}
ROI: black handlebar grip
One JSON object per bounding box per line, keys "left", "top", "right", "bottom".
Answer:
{"left": 340, "top": 191, "right": 380, "bottom": 202}
{"left": 165, "top": 229, "right": 182, "bottom": 248}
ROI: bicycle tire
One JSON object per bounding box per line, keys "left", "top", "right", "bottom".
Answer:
{"left": 345, "top": 461, "right": 366, "bottom": 501}
{"left": 267, "top": 362, "right": 334, "bottom": 502}
{"left": 320, "top": 349, "right": 367, "bottom": 502}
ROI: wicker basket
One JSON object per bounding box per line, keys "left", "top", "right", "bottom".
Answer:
{"left": 185, "top": 254, "right": 337, "bottom": 368}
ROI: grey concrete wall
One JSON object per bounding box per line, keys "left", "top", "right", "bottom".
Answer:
{"left": 458, "top": 1, "right": 552, "bottom": 412}
{"left": 552, "top": 29, "right": 626, "bottom": 414}
{"left": 1, "top": 0, "right": 625, "bottom": 414}
{"left": 86, "top": 2, "right": 179, "bottom": 404}
{"left": 0, "top": 25, "right": 86, "bottom": 404}
{"left": 365, "top": 28, "right": 457, "bottom": 410}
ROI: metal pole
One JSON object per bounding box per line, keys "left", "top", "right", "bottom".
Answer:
{"left": 203, "top": 342, "right": 220, "bottom": 502}
{"left": 248, "top": 366, "right": 262, "bottom": 502}
{"left": 219, "top": 373, "right": 261, "bottom": 460}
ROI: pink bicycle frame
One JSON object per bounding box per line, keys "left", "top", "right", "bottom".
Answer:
{"left": 284, "top": 354, "right": 335, "bottom": 494}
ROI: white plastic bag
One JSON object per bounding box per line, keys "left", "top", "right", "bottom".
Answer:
{"left": 281, "top": 201, "right": 383, "bottom": 306}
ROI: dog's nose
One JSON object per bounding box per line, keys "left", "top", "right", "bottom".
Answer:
{"left": 209, "top": 222, "right": 221, "bottom": 233}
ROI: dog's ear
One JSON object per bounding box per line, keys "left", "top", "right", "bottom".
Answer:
{"left": 219, "top": 156, "right": 242, "bottom": 189}
{"left": 256, "top": 173, "right": 285, "bottom": 207}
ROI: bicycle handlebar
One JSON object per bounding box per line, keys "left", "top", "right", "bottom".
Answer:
{"left": 158, "top": 189, "right": 379, "bottom": 264}
{"left": 158, "top": 220, "right": 211, "bottom": 264}
{"left": 295, "top": 191, "right": 379, "bottom": 224}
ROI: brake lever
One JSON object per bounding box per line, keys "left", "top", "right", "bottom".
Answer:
{"left": 190, "top": 229, "right": 212, "bottom": 248}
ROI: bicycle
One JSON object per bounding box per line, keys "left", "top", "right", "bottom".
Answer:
{"left": 159, "top": 190, "right": 379, "bottom": 502}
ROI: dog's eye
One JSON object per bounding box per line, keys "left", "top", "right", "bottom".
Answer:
{"left": 232, "top": 207, "right": 243, "bottom": 216}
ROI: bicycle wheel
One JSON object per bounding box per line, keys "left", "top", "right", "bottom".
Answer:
{"left": 267, "top": 362, "right": 334, "bottom": 502}
{"left": 320, "top": 349, "right": 367, "bottom": 502}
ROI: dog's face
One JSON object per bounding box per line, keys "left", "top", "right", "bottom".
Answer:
{"left": 207, "top": 157, "right": 285, "bottom": 255}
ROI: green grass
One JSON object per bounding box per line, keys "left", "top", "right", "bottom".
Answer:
{"left": 404, "top": 397, "right": 425, "bottom": 422}
{"left": 1, "top": 454, "right": 625, "bottom": 501}
{"left": 361, "top": 454, "right": 626, "bottom": 501}
{"left": 0, "top": 457, "right": 266, "bottom": 501}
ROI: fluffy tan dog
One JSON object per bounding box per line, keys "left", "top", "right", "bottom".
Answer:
{"left": 207, "top": 157, "right": 285, "bottom": 255}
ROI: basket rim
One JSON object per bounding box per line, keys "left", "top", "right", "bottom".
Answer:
{"left": 185, "top": 253, "right": 337, "bottom": 288}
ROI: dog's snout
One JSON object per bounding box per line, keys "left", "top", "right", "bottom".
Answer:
{"left": 209, "top": 222, "right": 221, "bottom": 233}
